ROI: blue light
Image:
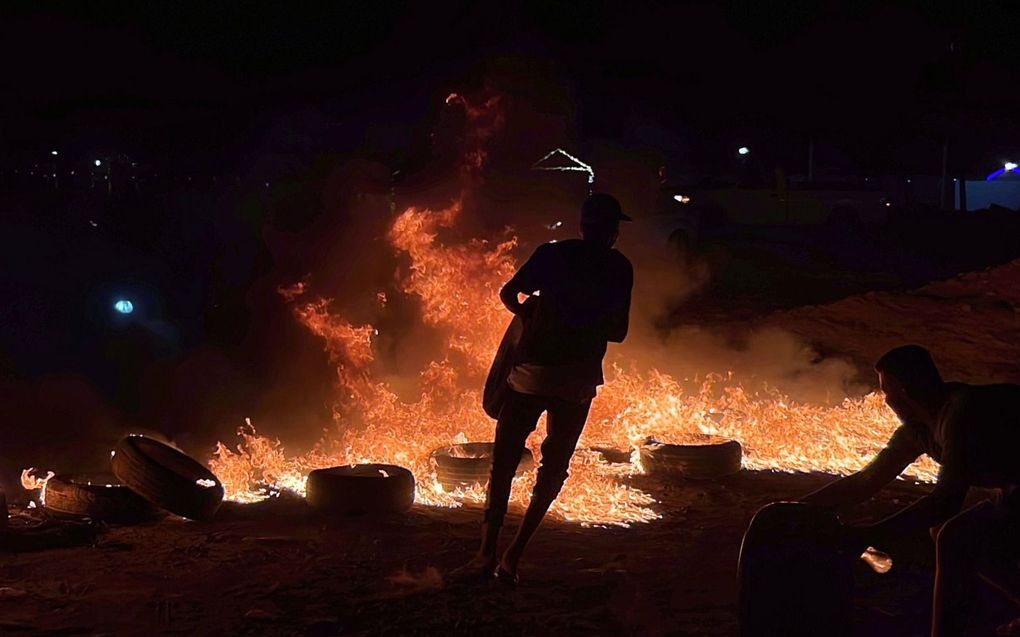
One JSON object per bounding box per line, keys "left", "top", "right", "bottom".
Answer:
{"left": 114, "top": 299, "right": 134, "bottom": 314}
{"left": 987, "top": 162, "right": 1018, "bottom": 181}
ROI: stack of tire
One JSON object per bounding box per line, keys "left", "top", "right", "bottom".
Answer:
{"left": 41, "top": 434, "right": 225, "bottom": 522}
{"left": 431, "top": 442, "right": 535, "bottom": 492}
{"left": 639, "top": 435, "right": 743, "bottom": 480}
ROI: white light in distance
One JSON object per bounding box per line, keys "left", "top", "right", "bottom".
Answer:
{"left": 113, "top": 299, "right": 134, "bottom": 314}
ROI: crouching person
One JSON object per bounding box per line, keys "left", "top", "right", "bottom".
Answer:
{"left": 802, "top": 345, "right": 1020, "bottom": 636}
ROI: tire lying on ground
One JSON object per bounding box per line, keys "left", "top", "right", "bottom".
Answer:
{"left": 639, "top": 435, "right": 742, "bottom": 479}
{"left": 431, "top": 442, "right": 535, "bottom": 491}
{"left": 42, "top": 473, "right": 161, "bottom": 522}
{"left": 305, "top": 464, "right": 415, "bottom": 515}
{"left": 111, "top": 435, "right": 225, "bottom": 521}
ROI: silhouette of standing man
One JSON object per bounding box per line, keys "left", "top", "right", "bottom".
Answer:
{"left": 471, "top": 193, "right": 633, "bottom": 584}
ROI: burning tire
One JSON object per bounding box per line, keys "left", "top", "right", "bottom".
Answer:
{"left": 431, "top": 442, "right": 535, "bottom": 491}
{"left": 42, "top": 473, "right": 161, "bottom": 523}
{"left": 305, "top": 464, "right": 415, "bottom": 515}
{"left": 111, "top": 435, "right": 225, "bottom": 521}
{"left": 639, "top": 435, "right": 742, "bottom": 479}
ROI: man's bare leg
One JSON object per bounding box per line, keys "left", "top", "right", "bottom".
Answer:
{"left": 466, "top": 391, "right": 541, "bottom": 578}
{"left": 500, "top": 492, "right": 556, "bottom": 579}
{"left": 499, "top": 397, "right": 590, "bottom": 580}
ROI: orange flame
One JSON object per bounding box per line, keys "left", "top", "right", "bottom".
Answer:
{"left": 210, "top": 199, "right": 936, "bottom": 527}
{"left": 20, "top": 468, "right": 54, "bottom": 491}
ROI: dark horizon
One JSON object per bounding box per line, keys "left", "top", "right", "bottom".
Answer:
{"left": 4, "top": 2, "right": 1020, "bottom": 175}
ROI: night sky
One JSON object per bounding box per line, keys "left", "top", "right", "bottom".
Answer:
{"left": 4, "top": 2, "right": 1020, "bottom": 173}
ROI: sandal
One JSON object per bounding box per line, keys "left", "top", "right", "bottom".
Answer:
{"left": 495, "top": 565, "right": 520, "bottom": 587}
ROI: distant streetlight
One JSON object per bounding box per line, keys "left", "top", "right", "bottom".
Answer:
{"left": 51, "top": 150, "right": 58, "bottom": 156}
{"left": 113, "top": 299, "right": 134, "bottom": 315}
{"left": 94, "top": 160, "right": 102, "bottom": 167}
{"left": 738, "top": 146, "right": 750, "bottom": 156}
{"left": 673, "top": 194, "right": 692, "bottom": 204}
{"left": 985, "top": 161, "right": 1018, "bottom": 181}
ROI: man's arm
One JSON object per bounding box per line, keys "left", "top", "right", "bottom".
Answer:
{"left": 499, "top": 282, "right": 527, "bottom": 315}
{"left": 802, "top": 425, "right": 923, "bottom": 511}
{"left": 856, "top": 418, "right": 971, "bottom": 544}
{"left": 500, "top": 245, "right": 547, "bottom": 315}
{"left": 858, "top": 468, "right": 968, "bottom": 544}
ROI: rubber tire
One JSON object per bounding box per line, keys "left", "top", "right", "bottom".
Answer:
{"left": 43, "top": 473, "right": 161, "bottom": 522}
{"left": 432, "top": 442, "right": 535, "bottom": 491}
{"left": 111, "top": 435, "right": 224, "bottom": 521}
{"left": 305, "top": 464, "right": 415, "bottom": 515}
{"left": 738, "top": 502, "right": 854, "bottom": 636}
{"left": 640, "top": 436, "right": 742, "bottom": 479}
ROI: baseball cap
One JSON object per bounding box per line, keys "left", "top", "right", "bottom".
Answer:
{"left": 581, "top": 193, "right": 632, "bottom": 224}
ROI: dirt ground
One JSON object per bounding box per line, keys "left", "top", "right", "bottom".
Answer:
{"left": 762, "top": 258, "right": 1020, "bottom": 385}
{"left": 5, "top": 469, "right": 1014, "bottom": 637}
{"left": 5, "top": 259, "right": 1020, "bottom": 636}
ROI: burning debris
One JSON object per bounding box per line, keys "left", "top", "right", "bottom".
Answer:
{"left": 206, "top": 196, "right": 937, "bottom": 528}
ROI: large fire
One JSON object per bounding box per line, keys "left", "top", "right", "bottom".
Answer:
{"left": 209, "top": 198, "right": 938, "bottom": 527}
